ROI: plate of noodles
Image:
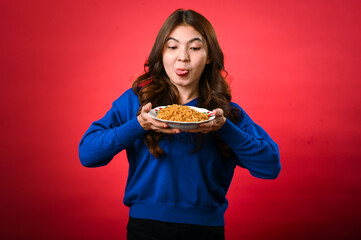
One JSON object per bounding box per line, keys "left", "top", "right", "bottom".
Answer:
{"left": 148, "top": 104, "right": 216, "bottom": 130}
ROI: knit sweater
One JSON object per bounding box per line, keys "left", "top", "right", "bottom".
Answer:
{"left": 79, "top": 88, "right": 281, "bottom": 226}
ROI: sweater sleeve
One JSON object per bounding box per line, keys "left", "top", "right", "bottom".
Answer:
{"left": 217, "top": 107, "right": 281, "bottom": 179}
{"left": 79, "top": 92, "right": 146, "bottom": 167}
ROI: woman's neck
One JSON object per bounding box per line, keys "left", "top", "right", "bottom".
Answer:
{"left": 177, "top": 87, "right": 199, "bottom": 105}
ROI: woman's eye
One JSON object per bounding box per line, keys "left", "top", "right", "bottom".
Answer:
{"left": 191, "top": 47, "right": 201, "bottom": 50}
{"left": 168, "top": 46, "right": 177, "bottom": 50}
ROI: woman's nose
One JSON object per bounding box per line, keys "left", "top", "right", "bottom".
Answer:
{"left": 177, "top": 48, "right": 190, "bottom": 62}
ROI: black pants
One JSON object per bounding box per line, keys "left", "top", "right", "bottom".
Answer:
{"left": 127, "top": 217, "right": 225, "bottom": 240}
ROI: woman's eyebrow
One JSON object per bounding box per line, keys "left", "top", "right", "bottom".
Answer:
{"left": 167, "top": 37, "right": 203, "bottom": 43}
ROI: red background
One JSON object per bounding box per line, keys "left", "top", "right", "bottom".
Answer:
{"left": 1, "top": 0, "right": 360, "bottom": 239}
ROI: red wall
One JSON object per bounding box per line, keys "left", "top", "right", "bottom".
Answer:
{"left": 1, "top": 0, "right": 360, "bottom": 239}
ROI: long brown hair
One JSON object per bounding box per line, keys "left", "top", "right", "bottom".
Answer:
{"left": 132, "top": 9, "right": 240, "bottom": 157}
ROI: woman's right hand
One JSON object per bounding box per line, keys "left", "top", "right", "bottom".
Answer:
{"left": 137, "top": 102, "right": 180, "bottom": 134}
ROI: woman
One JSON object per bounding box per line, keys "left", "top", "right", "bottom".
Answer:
{"left": 79, "top": 9, "right": 281, "bottom": 240}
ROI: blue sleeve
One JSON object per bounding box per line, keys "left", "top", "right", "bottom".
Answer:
{"left": 217, "top": 105, "right": 281, "bottom": 179}
{"left": 78, "top": 90, "right": 146, "bottom": 167}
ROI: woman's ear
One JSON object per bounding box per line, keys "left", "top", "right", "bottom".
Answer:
{"left": 206, "top": 57, "right": 212, "bottom": 64}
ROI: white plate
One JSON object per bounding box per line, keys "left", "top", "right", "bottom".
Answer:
{"left": 148, "top": 106, "right": 215, "bottom": 130}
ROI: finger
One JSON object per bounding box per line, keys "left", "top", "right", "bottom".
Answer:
{"left": 152, "top": 125, "right": 180, "bottom": 134}
{"left": 199, "top": 122, "right": 211, "bottom": 127}
{"left": 141, "top": 110, "right": 149, "bottom": 121}
{"left": 146, "top": 102, "right": 152, "bottom": 111}
{"left": 212, "top": 108, "right": 224, "bottom": 117}
{"left": 199, "top": 119, "right": 215, "bottom": 128}
{"left": 150, "top": 119, "right": 168, "bottom": 128}
{"left": 142, "top": 102, "right": 152, "bottom": 113}
{"left": 161, "top": 128, "right": 181, "bottom": 134}
{"left": 140, "top": 103, "right": 154, "bottom": 121}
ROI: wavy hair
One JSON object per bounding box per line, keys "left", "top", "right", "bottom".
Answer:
{"left": 132, "top": 9, "right": 240, "bottom": 157}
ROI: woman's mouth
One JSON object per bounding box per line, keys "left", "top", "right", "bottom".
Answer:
{"left": 175, "top": 68, "right": 189, "bottom": 76}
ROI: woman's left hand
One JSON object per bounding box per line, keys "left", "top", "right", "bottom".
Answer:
{"left": 183, "top": 108, "right": 226, "bottom": 134}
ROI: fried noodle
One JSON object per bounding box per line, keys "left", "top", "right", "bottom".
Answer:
{"left": 157, "top": 104, "right": 208, "bottom": 122}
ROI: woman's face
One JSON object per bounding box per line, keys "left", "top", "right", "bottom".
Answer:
{"left": 162, "top": 25, "right": 210, "bottom": 91}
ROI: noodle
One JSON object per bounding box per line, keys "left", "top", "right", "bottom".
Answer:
{"left": 157, "top": 104, "right": 208, "bottom": 122}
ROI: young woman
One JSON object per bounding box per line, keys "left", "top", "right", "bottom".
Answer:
{"left": 79, "top": 9, "right": 281, "bottom": 240}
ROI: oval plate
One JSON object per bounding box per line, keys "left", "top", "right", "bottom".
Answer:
{"left": 148, "top": 106, "right": 215, "bottom": 130}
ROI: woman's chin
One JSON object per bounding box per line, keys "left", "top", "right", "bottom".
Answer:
{"left": 170, "top": 78, "right": 198, "bottom": 88}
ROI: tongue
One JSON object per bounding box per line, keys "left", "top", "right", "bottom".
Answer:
{"left": 175, "top": 69, "right": 189, "bottom": 75}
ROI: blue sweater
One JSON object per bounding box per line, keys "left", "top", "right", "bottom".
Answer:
{"left": 79, "top": 89, "right": 281, "bottom": 226}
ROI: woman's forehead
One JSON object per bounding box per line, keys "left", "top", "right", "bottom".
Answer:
{"left": 167, "top": 25, "right": 204, "bottom": 42}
